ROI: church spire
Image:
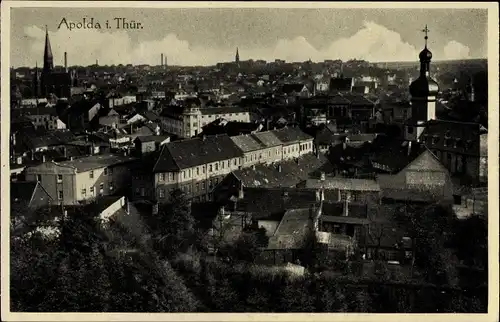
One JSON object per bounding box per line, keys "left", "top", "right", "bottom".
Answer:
{"left": 235, "top": 47, "right": 240, "bottom": 64}
{"left": 43, "top": 25, "right": 54, "bottom": 72}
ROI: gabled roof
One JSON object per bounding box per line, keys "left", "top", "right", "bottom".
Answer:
{"left": 232, "top": 153, "right": 332, "bottom": 189}
{"left": 272, "top": 127, "right": 313, "bottom": 144}
{"left": 281, "top": 83, "right": 307, "bottom": 94}
{"left": 153, "top": 135, "right": 244, "bottom": 172}
{"left": 230, "top": 135, "right": 264, "bottom": 152}
{"left": 251, "top": 131, "right": 283, "bottom": 147}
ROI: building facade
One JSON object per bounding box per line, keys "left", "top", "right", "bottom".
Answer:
{"left": 25, "top": 154, "right": 137, "bottom": 205}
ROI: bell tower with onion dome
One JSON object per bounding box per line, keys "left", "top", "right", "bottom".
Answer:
{"left": 405, "top": 25, "right": 440, "bottom": 142}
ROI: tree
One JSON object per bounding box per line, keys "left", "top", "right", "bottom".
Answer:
{"left": 156, "top": 189, "right": 196, "bottom": 257}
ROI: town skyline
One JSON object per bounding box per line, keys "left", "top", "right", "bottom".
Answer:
{"left": 11, "top": 8, "right": 488, "bottom": 67}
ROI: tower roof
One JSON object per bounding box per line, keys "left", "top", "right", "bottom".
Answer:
{"left": 43, "top": 25, "right": 54, "bottom": 71}
{"left": 410, "top": 25, "right": 439, "bottom": 98}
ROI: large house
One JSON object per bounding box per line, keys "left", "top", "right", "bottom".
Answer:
{"left": 24, "top": 154, "right": 137, "bottom": 205}
{"left": 160, "top": 102, "right": 251, "bottom": 138}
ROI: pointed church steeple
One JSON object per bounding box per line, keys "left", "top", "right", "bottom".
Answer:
{"left": 235, "top": 47, "right": 240, "bottom": 64}
{"left": 43, "top": 25, "right": 54, "bottom": 72}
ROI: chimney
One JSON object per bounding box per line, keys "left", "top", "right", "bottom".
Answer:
{"left": 320, "top": 172, "right": 325, "bottom": 181}
{"left": 64, "top": 52, "right": 68, "bottom": 72}
{"left": 126, "top": 199, "right": 130, "bottom": 214}
{"left": 407, "top": 140, "right": 412, "bottom": 156}
{"left": 161, "top": 53, "right": 164, "bottom": 67}
{"left": 278, "top": 164, "right": 282, "bottom": 172}
{"left": 42, "top": 154, "right": 46, "bottom": 163}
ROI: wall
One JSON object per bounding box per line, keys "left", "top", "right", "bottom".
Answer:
{"left": 75, "top": 164, "right": 132, "bottom": 201}
{"left": 100, "top": 196, "right": 126, "bottom": 221}
{"left": 25, "top": 163, "right": 77, "bottom": 205}
{"left": 154, "top": 156, "right": 243, "bottom": 202}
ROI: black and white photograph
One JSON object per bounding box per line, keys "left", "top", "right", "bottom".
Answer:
{"left": 2, "top": 2, "right": 498, "bottom": 320}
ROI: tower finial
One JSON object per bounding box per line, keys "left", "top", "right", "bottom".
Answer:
{"left": 422, "top": 25, "right": 430, "bottom": 48}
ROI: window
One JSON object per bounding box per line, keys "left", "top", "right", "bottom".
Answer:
{"left": 183, "top": 171, "right": 186, "bottom": 179}
{"left": 159, "top": 189, "right": 165, "bottom": 199}
{"left": 195, "top": 182, "right": 199, "bottom": 191}
{"left": 104, "top": 168, "right": 108, "bottom": 175}
{"left": 58, "top": 190, "right": 63, "bottom": 200}
{"left": 82, "top": 188, "right": 86, "bottom": 196}
{"left": 90, "top": 187, "right": 95, "bottom": 194}
{"left": 57, "top": 175, "right": 63, "bottom": 183}
{"left": 209, "top": 179, "right": 213, "bottom": 189}
{"left": 37, "top": 174, "right": 42, "bottom": 182}
{"left": 100, "top": 183, "right": 104, "bottom": 191}
{"left": 169, "top": 173, "right": 174, "bottom": 181}
{"left": 160, "top": 173, "right": 166, "bottom": 181}
{"left": 109, "top": 168, "right": 113, "bottom": 175}
{"left": 89, "top": 170, "right": 94, "bottom": 179}
{"left": 209, "top": 164, "right": 213, "bottom": 172}
{"left": 197, "top": 167, "right": 200, "bottom": 176}
{"left": 109, "top": 182, "right": 114, "bottom": 191}
{"left": 215, "top": 163, "right": 219, "bottom": 171}
{"left": 222, "top": 162, "right": 225, "bottom": 169}
{"left": 234, "top": 159, "right": 237, "bottom": 166}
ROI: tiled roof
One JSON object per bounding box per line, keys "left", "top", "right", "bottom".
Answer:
{"left": 267, "top": 208, "right": 313, "bottom": 250}
{"left": 235, "top": 187, "right": 320, "bottom": 218}
{"left": 251, "top": 131, "right": 283, "bottom": 147}
{"left": 153, "top": 135, "right": 244, "bottom": 172}
{"left": 230, "top": 135, "right": 264, "bottom": 152}
{"left": 272, "top": 127, "right": 313, "bottom": 144}
{"left": 304, "top": 178, "right": 380, "bottom": 192}
{"left": 233, "top": 153, "right": 332, "bottom": 188}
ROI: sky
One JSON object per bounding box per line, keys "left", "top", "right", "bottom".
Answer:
{"left": 10, "top": 7, "right": 488, "bottom": 67}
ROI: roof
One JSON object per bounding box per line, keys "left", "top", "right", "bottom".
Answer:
{"left": 304, "top": 178, "right": 380, "bottom": 192}
{"left": 134, "top": 135, "right": 170, "bottom": 144}
{"left": 236, "top": 187, "right": 320, "bottom": 219}
{"left": 251, "top": 131, "right": 283, "bottom": 147}
{"left": 230, "top": 135, "right": 264, "bottom": 152}
{"left": 153, "top": 135, "right": 244, "bottom": 172}
{"left": 233, "top": 153, "right": 332, "bottom": 188}
{"left": 11, "top": 181, "right": 38, "bottom": 204}
{"left": 55, "top": 154, "right": 138, "bottom": 172}
{"left": 267, "top": 208, "right": 313, "bottom": 249}
{"left": 199, "top": 106, "right": 249, "bottom": 115}
{"left": 370, "top": 140, "right": 427, "bottom": 172}
{"left": 330, "top": 78, "right": 352, "bottom": 91}
{"left": 272, "top": 127, "right": 313, "bottom": 144}
{"left": 281, "top": 83, "right": 307, "bottom": 94}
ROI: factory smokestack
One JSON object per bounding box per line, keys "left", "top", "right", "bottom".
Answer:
{"left": 161, "top": 53, "right": 164, "bottom": 67}
{"left": 64, "top": 52, "right": 68, "bottom": 72}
